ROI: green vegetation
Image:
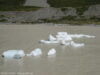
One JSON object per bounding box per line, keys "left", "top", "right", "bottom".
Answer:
{"left": 61, "top": 16, "right": 76, "bottom": 20}
{"left": 90, "top": 16, "right": 100, "bottom": 21}
{"left": 0, "top": 0, "right": 40, "bottom": 11}
{"left": 0, "top": 16, "right": 100, "bottom": 25}
{"left": 0, "top": 15, "right": 5, "bottom": 18}
{"left": 0, "top": 0, "right": 25, "bottom": 6}
{"left": 76, "top": 6, "right": 88, "bottom": 15}
{"left": 39, "top": 16, "right": 100, "bottom": 25}
{"left": 61, "top": 8, "right": 68, "bottom": 12}
{"left": 47, "top": 0, "right": 100, "bottom": 7}
{"left": 0, "top": 19, "right": 7, "bottom": 22}
{"left": 40, "top": 16, "right": 76, "bottom": 23}
{"left": 0, "top": 6, "right": 40, "bottom": 11}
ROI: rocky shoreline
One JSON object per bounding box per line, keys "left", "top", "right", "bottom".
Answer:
{"left": 0, "top": 5, "right": 100, "bottom": 24}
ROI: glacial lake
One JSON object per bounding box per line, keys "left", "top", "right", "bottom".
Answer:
{"left": 0, "top": 24, "right": 100, "bottom": 75}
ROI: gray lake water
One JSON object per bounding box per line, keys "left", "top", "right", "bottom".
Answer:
{"left": 0, "top": 24, "right": 100, "bottom": 75}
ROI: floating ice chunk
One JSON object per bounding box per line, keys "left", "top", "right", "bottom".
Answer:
{"left": 39, "top": 40, "right": 45, "bottom": 43}
{"left": 40, "top": 40, "right": 59, "bottom": 44}
{"left": 39, "top": 32, "right": 94, "bottom": 47}
{"left": 69, "top": 34, "right": 95, "bottom": 38}
{"left": 56, "top": 35, "right": 72, "bottom": 41}
{"left": 56, "top": 32, "right": 68, "bottom": 38}
{"left": 57, "top": 32, "right": 68, "bottom": 36}
{"left": 48, "top": 34, "right": 56, "bottom": 41}
{"left": 83, "top": 35, "right": 95, "bottom": 38}
{"left": 60, "top": 40, "right": 70, "bottom": 46}
{"left": 48, "top": 48, "right": 56, "bottom": 56}
{"left": 2, "top": 50, "right": 25, "bottom": 59}
{"left": 56, "top": 32, "right": 72, "bottom": 41}
{"left": 71, "top": 41, "right": 85, "bottom": 47}
{"left": 27, "top": 48, "right": 42, "bottom": 56}
{"left": 63, "top": 35, "right": 72, "bottom": 41}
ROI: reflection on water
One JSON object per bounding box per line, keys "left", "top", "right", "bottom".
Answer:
{"left": 0, "top": 25, "right": 100, "bottom": 75}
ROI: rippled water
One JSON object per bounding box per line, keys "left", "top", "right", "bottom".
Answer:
{"left": 0, "top": 24, "right": 100, "bottom": 75}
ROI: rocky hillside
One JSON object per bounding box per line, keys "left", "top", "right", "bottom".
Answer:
{"left": 0, "top": 0, "right": 100, "bottom": 24}
{"left": 24, "top": 0, "right": 49, "bottom": 7}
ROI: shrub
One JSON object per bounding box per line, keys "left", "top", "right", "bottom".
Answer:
{"left": 47, "top": 0, "right": 100, "bottom": 7}
{"left": 0, "top": 0, "right": 25, "bottom": 6}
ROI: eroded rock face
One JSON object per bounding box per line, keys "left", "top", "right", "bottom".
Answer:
{"left": 0, "top": 4, "right": 100, "bottom": 23}
{"left": 83, "top": 5, "right": 100, "bottom": 18}
{"left": 24, "top": 0, "right": 50, "bottom": 7}
{"left": 0, "top": 7, "right": 77, "bottom": 22}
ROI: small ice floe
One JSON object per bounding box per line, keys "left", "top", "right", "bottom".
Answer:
{"left": 70, "top": 41, "right": 85, "bottom": 47}
{"left": 48, "top": 48, "right": 56, "bottom": 56}
{"left": 40, "top": 40, "right": 59, "bottom": 44}
{"left": 48, "top": 34, "right": 56, "bottom": 41}
{"left": 2, "top": 50, "right": 25, "bottom": 59}
{"left": 56, "top": 35, "right": 72, "bottom": 41}
{"left": 69, "top": 34, "right": 95, "bottom": 39}
{"left": 60, "top": 40, "right": 70, "bottom": 46}
{"left": 57, "top": 32, "right": 68, "bottom": 36}
{"left": 27, "top": 48, "right": 42, "bottom": 56}
{"left": 56, "top": 32, "right": 72, "bottom": 41}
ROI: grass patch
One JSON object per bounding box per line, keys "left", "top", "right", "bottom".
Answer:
{"left": 0, "top": 6, "right": 40, "bottom": 11}
{"left": 0, "top": 0, "right": 41, "bottom": 11}
{"left": 61, "top": 8, "right": 68, "bottom": 12}
{"left": 39, "top": 16, "right": 100, "bottom": 25}
{"left": 0, "top": 0, "right": 25, "bottom": 6}
{"left": 61, "top": 16, "right": 76, "bottom": 20}
{"left": 0, "top": 19, "right": 7, "bottom": 22}
{"left": 47, "top": 0, "right": 100, "bottom": 7}
{"left": 41, "top": 16, "right": 76, "bottom": 23}
{"left": 76, "top": 6, "right": 88, "bottom": 15}
{"left": 0, "top": 15, "right": 5, "bottom": 18}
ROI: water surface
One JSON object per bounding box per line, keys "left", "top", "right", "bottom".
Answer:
{"left": 0, "top": 24, "right": 100, "bottom": 75}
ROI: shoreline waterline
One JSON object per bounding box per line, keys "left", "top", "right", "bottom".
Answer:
{"left": 0, "top": 23, "right": 99, "bottom": 26}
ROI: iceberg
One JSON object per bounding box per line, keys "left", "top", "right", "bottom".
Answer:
{"left": 27, "top": 48, "right": 42, "bottom": 56}
{"left": 60, "top": 40, "right": 70, "bottom": 46}
{"left": 39, "top": 32, "right": 95, "bottom": 47}
{"left": 40, "top": 40, "right": 59, "bottom": 44}
{"left": 71, "top": 41, "right": 85, "bottom": 47}
{"left": 2, "top": 50, "right": 25, "bottom": 59}
{"left": 48, "top": 48, "right": 56, "bottom": 56}
{"left": 48, "top": 34, "right": 56, "bottom": 41}
{"left": 69, "top": 34, "right": 95, "bottom": 38}
{"left": 56, "top": 32, "right": 72, "bottom": 41}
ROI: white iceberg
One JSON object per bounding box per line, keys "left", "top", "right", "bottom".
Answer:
{"left": 27, "top": 48, "right": 42, "bottom": 56}
{"left": 69, "top": 34, "right": 95, "bottom": 38}
{"left": 48, "top": 34, "right": 56, "bottom": 41}
{"left": 60, "top": 40, "right": 70, "bottom": 46}
{"left": 40, "top": 32, "right": 72, "bottom": 44}
{"left": 57, "top": 32, "right": 68, "bottom": 36}
{"left": 39, "top": 32, "right": 95, "bottom": 48}
{"left": 70, "top": 41, "right": 85, "bottom": 47}
{"left": 48, "top": 48, "right": 56, "bottom": 56}
{"left": 56, "top": 35, "right": 72, "bottom": 41}
{"left": 40, "top": 40, "right": 59, "bottom": 44}
{"left": 2, "top": 50, "right": 25, "bottom": 59}
{"left": 56, "top": 32, "right": 72, "bottom": 41}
